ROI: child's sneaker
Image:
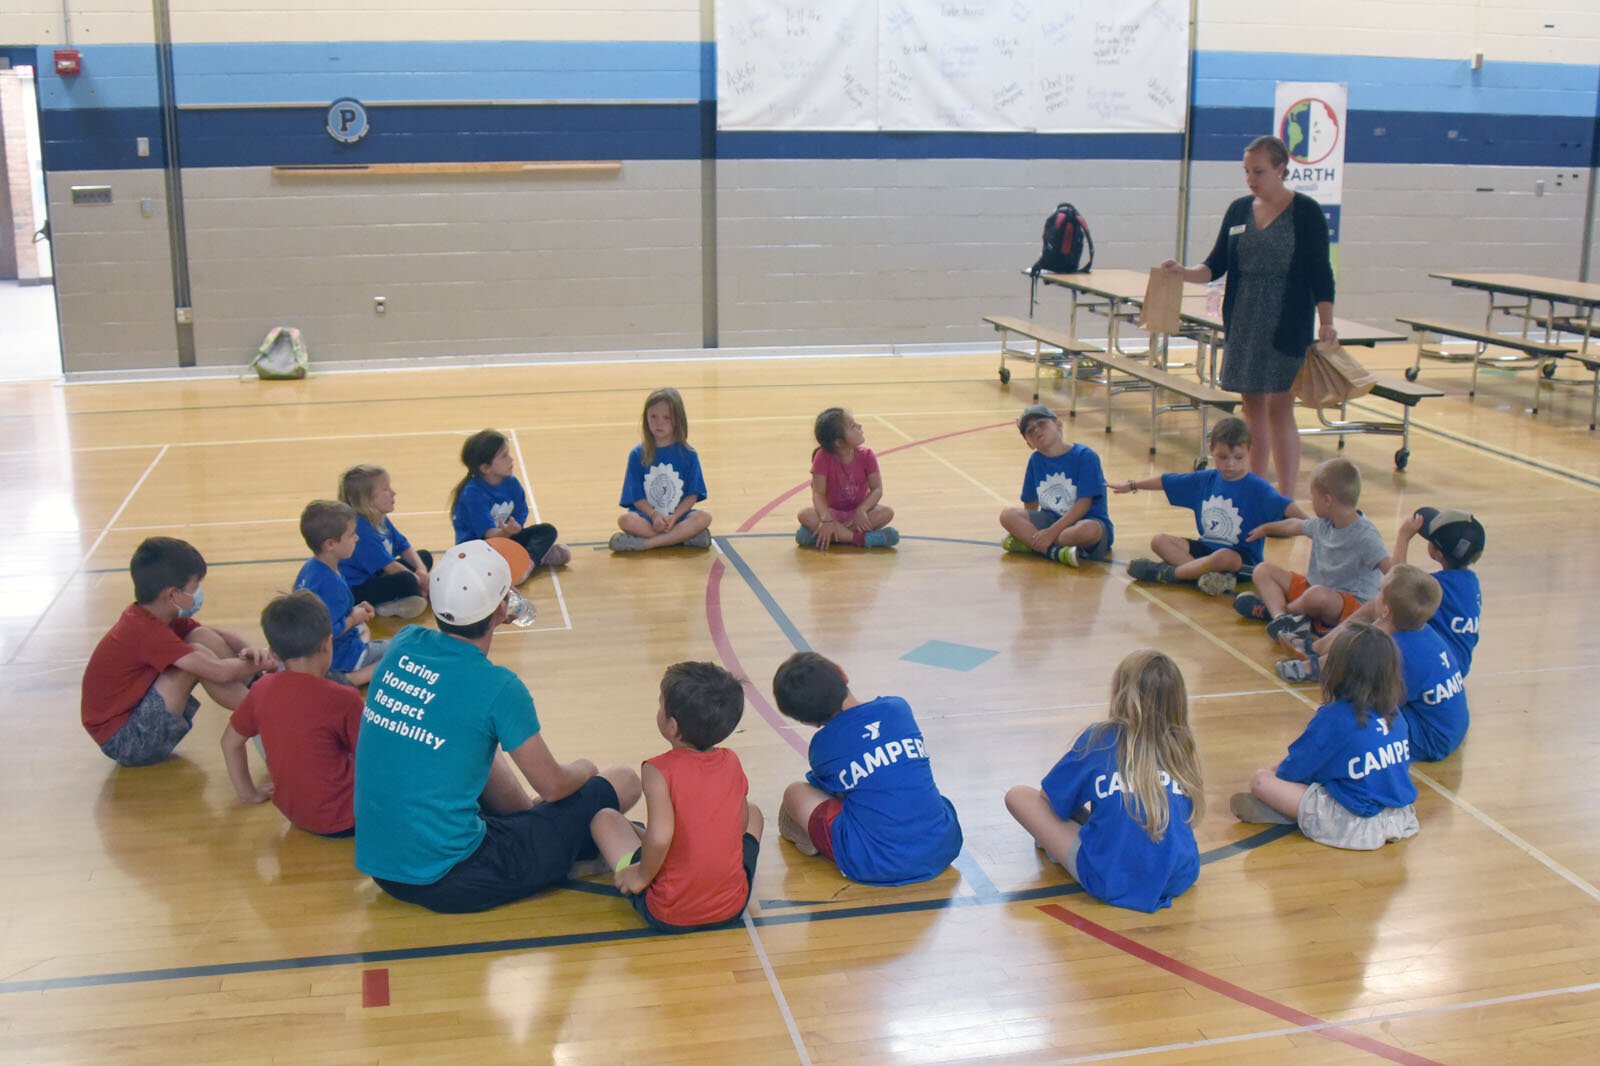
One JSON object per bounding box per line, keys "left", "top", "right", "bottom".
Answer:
{"left": 864, "top": 527, "right": 899, "bottom": 548}
{"left": 684, "top": 529, "right": 712, "bottom": 549}
{"left": 1196, "top": 571, "right": 1236, "bottom": 596}
{"left": 1233, "top": 592, "right": 1270, "bottom": 621}
{"left": 777, "top": 807, "right": 819, "bottom": 856}
{"left": 1128, "top": 558, "right": 1176, "bottom": 584}
{"left": 1001, "top": 534, "right": 1033, "bottom": 554}
{"left": 376, "top": 595, "right": 427, "bottom": 619}
{"left": 609, "top": 532, "right": 647, "bottom": 552}
{"left": 1266, "top": 612, "right": 1311, "bottom": 647}
{"left": 796, "top": 526, "right": 815, "bottom": 547}
{"left": 1052, "top": 545, "right": 1078, "bottom": 568}
{"left": 1275, "top": 655, "right": 1322, "bottom": 683}
{"left": 540, "top": 543, "right": 573, "bottom": 568}
{"left": 1229, "top": 792, "right": 1297, "bottom": 825}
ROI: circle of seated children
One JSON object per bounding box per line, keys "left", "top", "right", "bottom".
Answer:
{"left": 79, "top": 390, "right": 1482, "bottom": 918}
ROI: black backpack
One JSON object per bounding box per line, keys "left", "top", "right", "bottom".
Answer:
{"left": 1029, "top": 202, "right": 1094, "bottom": 276}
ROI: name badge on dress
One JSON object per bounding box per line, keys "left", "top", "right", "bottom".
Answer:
{"left": 1228, "top": 224, "right": 1246, "bottom": 236}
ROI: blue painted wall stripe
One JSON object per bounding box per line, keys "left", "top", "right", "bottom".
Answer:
{"left": 25, "top": 41, "right": 1596, "bottom": 117}
{"left": 43, "top": 105, "right": 1588, "bottom": 171}
{"left": 1195, "top": 51, "right": 1598, "bottom": 116}
{"left": 32, "top": 42, "right": 710, "bottom": 111}
{"left": 1193, "top": 107, "right": 1592, "bottom": 167}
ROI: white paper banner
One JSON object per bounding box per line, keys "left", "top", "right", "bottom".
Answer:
{"left": 717, "top": 0, "right": 878, "bottom": 130}
{"left": 718, "top": 0, "right": 1189, "bottom": 133}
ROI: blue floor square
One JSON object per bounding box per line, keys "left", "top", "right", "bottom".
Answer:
{"left": 900, "top": 640, "right": 998, "bottom": 672}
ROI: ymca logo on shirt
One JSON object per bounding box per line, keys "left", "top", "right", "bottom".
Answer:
{"left": 1199, "top": 495, "right": 1244, "bottom": 544}
{"left": 1035, "top": 473, "right": 1079, "bottom": 515}
{"left": 643, "top": 463, "right": 686, "bottom": 513}
{"left": 489, "top": 501, "right": 515, "bottom": 528}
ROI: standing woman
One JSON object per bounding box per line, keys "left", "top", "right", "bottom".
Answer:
{"left": 1163, "top": 135, "right": 1336, "bottom": 496}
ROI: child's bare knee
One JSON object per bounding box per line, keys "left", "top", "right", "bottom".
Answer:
{"left": 1248, "top": 768, "right": 1275, "bottom": 795}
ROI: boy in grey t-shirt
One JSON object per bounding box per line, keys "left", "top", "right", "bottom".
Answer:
{"left": 1232, "top": 458, "right": 1391, "bottom": 659}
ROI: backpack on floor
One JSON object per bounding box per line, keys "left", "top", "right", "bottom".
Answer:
{"left": 250, "top": 326, "right": 310, "bottom": 380}
{"left": 1029, "top": 202, "right": 1094, "bottom": 276}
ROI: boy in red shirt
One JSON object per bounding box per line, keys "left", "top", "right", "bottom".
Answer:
{"left": 221, "top": 591, "right": 364, "bottom": 836}
{"left": 588, "top": 661, "right": 763, "bottom": 932}
{"left": 81, "top": 537, "right": 271, "bottom": 766}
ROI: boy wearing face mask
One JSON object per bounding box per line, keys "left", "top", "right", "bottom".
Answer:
{"left": 81, "top": 536, "right": 272, "bottom": 766}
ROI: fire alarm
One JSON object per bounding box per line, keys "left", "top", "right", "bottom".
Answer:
{"left": 54, "top": 49, "right": 82, "bottom": 76}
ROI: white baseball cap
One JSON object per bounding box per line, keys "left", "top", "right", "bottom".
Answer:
{"left": 430, "top": 541, "right": 511, "bottom": 625}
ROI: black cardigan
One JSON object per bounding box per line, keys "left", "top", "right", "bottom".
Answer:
{"left": 1201, "top": 192, "right": 1336, "bottom": 357}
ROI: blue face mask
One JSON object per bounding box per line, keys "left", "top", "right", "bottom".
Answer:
{"left": 176, "top": 586, "right": 204, "bottom": 619}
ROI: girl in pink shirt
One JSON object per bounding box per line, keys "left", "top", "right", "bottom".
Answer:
{"left": 797, "top": 407, "right": 899, "bottom": 549}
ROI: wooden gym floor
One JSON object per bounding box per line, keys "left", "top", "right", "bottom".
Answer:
{"left": 1, "top": 344, "right": 1598, "bottom": 1065}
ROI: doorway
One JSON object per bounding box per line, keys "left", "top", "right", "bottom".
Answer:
{"left": 0, "top": 63, "right": 62, "bottom": 381}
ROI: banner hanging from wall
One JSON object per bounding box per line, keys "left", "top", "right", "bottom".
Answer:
{"left": 1273, "top": 82, "right": 1347, "bottom": 270}
{"left": 717, "top": 0, "right": 1189, "bottom": 133}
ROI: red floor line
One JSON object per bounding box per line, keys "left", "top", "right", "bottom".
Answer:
{"left": 1036, "top": 904, "right": 1447, "bottom": 1066}
{"left": 705, "top": 557, "right": 810, "bottom": 758}
{"left": 361, "top": 967, "right": 390, "bottom": 1007}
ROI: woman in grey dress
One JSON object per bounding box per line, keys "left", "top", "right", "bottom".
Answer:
{"left": 1162, "top": 135, "right": 1337, "bottom": 496}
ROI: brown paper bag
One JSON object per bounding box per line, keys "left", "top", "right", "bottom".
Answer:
{"left": 1138, "top": 267, "right": 1183, "bottom": 335}
{"left": 1292, "top": 341, "right": 1378, "bottom": 408}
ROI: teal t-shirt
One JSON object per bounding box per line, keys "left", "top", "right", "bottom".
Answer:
{"left": 354, "top": 625, "right": 540, "bottom": 884}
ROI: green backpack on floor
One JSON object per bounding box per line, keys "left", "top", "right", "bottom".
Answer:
{"left": 250, "top": 326, "right": 310, "bottom": 380}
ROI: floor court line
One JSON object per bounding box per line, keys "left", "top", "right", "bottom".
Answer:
{"left": 0, "top": 828, "right": 1295, "bottom": 997}
{"left": 1038, "top": 903, "right": 1447, "bottom": 1066}
{"left": 510, "top": 429, "right": 573, "bottom": 631}
{"left": 871, "top": 413, "right": 1013, "bottom": 506}
{"left": 742, "top": 912, "right": 815, "bottom": 1066}
{"left": 718, "top": 424, "right": 1600, "bottom": 910}
{"left": 4, "top": 444, "right": 168, "bottom": 668}
{"left": 1046, "top": 976, "right": 1600, "bottom": 1064}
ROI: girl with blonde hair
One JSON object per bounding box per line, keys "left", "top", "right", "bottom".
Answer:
{"left": 1005, "top": 649, "right": 1205, "bottom": 912}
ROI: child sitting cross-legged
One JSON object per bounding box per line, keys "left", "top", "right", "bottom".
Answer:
{"left": 220, "top": 591, "right": 364, "bottom": 837}
{"left": 771, "top": 652, "right": 963, "bottom": 886}
{"left": 1004, "top": 650, "right": 1204, "bottom": 912}
{"left": 82, "top": 536, "right": 272, "bottom": 766}
{"left": 1232, "top": 622, "right": 1421, "bottom": 851}
{"left": 294, "top": 500, "right": 386, "bottom": 688}
{"left": 999, "top": 404, "right": 1113, "bottom": 567}
{"left": 1114, "top": 416, "right": 1305, "bottom": 595}
{"left": 588, "top": 662, "right": 763, "bottom": 932}
{"left": 1230, "top": 456, "right": 1391, "bottom": 664}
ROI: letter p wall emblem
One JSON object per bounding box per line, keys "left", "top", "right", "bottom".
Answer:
{"left": 326, "top": 98, "right": 371, "bottom": 144}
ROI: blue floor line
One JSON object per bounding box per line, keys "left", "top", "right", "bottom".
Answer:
{"left": 713, "top": 536, "right": 813, "bottom": 653}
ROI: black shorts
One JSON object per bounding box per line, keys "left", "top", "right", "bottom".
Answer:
{"left": 626, "top": 833, "right": 760, "bottom": 933}
{"left": 374, "top": 776, "right": 620, "bottom": 914}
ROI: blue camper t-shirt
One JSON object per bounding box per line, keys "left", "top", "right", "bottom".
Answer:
{"left": 805, "top": 696, "right": 963, "bottom": 886}
{"left": 1430, "top": 568, "right": 1481, "bottom": 675}
{"left": 1393, "top": 626, "right": 1469, "bottom": 761}
{"left": 340, "top": 514, "right": 414, "bottom": 587}
{"left": 294, "top": 557, "right": 365, "bottom": 672}
{"left": 1021, "top": 443, "right": 1114, "bottom": 547}
{"left": 1276, "top": 700, "right": 1418, "bottom": 816}
{"left": 1160, "top": 469, "right": 1293, "bottom": 566}
{"left": 452, "top": 476, "right": 529, "bottom": 543}
{"left": 620, "top": 442, "right": 709, "bottom": 517}
{"left": 1041, "top": 724, "right": 1199, "bottom": 913}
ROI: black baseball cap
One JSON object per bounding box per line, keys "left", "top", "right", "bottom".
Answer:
{"left": 1415, "top": 507, "right": 1485, "bottom": 566}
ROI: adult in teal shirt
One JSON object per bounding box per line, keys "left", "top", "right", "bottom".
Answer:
{"left": 355, "top": 542, "right": 641, "bottom": 912}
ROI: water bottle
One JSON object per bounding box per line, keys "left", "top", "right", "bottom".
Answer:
{"left": 505, "top": 588, "right": 538, "bottom": 627}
